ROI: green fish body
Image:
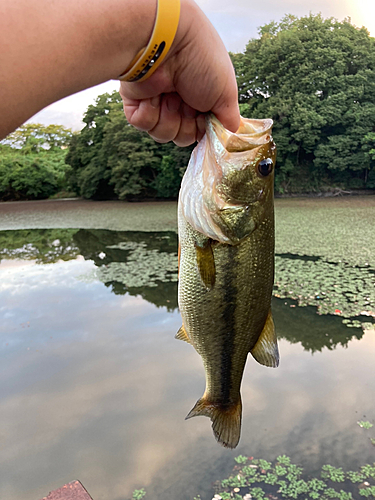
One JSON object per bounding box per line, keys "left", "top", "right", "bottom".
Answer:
{"left": 177, "top": 115, "right": 279, "bottom": 448}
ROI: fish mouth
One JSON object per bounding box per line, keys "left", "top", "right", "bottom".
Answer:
{"left": 208, "top": 114, "right": 273, "bottom": 153}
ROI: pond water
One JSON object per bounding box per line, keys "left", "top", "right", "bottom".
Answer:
{"left": 0, "top": 220, "right": 374, "bottom": 499}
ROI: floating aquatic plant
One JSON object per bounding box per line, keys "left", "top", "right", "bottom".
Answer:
{"left": 132, "top": 488, "right": 146, "bottom": 500}
{"left": 209, "top": 455, "right": 375, "bottom": 500}
{"left": 274, "top": 255, "right": 375, "bottom": 329}
{"left": 357, "top": 421, "right": 374, "bottom": 430}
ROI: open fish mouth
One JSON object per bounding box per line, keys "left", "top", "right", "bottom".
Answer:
{"left": 208, "top": 114, "right": 274, "bottom": 154}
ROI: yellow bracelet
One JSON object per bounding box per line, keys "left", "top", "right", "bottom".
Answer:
{"left": 118, "top": 0, "right": 180, "bottom": 83}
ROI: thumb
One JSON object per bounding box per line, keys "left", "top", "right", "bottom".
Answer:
{"left": 212, "top": 98, "right": 241, "bottom": 134}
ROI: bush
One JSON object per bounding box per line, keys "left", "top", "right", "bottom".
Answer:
{"left": 0, "top": 152, "right": 59, "bottom": 200}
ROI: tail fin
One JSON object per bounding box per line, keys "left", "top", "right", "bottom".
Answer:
{"left": 185, "top": 396, "right": 242, "bottom": 449}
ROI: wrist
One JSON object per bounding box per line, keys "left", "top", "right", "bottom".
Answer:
{"left": 118, "top": 0, "right": 180, "bottom": 82}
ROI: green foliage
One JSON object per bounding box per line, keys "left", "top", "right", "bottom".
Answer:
{"left": 152, "top": 154, "right": 183, "bottom": 198}
{"left": 210, "top": 455, "right": 375, "bottom": 500}
{"left": 3, "top": 123, "right": 73, "bottom": 152}
{"left": 132, "top": 488, "right": 146, "bottom": 500}
{"left": 259, "top": 459, "right": 273, "bottom": 470}
{"left": 0, "top": 151, "right": 59, "bottom": 200}
{"left": 249, "top": 487, "right": 266, "bottom": 499}
{"left": 231, "top": 14, "right": 375, "bottom": 193}
{"left": 0, "top": 123, "right": 73, "bottom": 200}
{"left": 65, "top": 91, "right": 193, "bottom": 200}
{"left": 358, "top": 421, "right": 374, "bottom": 429}
{"left": 359, "top": 486, "right": 375, "bottom": 498}
{"left": 347, "top": 472, "right": 365, "bottom": 484}
{"left": 321, "top": 465, "right": 345, "bottom": 482}
{"left": 361, "top": 465, "right": 375, "bottom": 480}
{"left": 275, "top": 465, "right": 288, "bottom": 476}
{"left": 278, "top": 478, "right": 309, "bottom": 498}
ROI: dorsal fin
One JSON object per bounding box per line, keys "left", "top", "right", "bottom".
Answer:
{"left": 250, "top": 310, "right": 279, "bottom": 367}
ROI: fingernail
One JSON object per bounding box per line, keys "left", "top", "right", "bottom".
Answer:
{"left": 167, "top": 95, "right": 181, "bottom": 113}
{"left": 150, "top": 96, "right": 160, "bottom": 108}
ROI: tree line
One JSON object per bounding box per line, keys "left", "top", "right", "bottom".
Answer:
{"left": 0, "top": 124, "right": 73, "bottom": 200}
{"left": 1, "top": 13, "right": 375, "bottom": 201}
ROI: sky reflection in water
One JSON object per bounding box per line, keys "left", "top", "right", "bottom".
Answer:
{"left": 0, "top": 229, "right": 374, "bottom": 500}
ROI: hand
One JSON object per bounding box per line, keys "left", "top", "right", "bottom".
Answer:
{"left": 119, "top": 0, "right": 240, "bottom": 146}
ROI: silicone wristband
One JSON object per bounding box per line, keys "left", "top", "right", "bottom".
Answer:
{"left": 118, "top": 0, "right": 180, "bottom": 82}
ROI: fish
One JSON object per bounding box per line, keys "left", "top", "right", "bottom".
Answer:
{"left": 177, "top": 114, "right": 279, "bottom": 449}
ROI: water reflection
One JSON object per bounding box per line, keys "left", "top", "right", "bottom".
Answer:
{"left": 0, "top": 229, "right": 179, "bottom": 310}
{"left": 0, "top": 229, "right": 374, "bottom": 500}
{"left": 0, "top": 228, "right": 371, "bottom": 351}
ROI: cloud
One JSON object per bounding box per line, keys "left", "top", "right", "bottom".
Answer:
{"left": 26, "top": 81, "right": 120, "bottom": 131}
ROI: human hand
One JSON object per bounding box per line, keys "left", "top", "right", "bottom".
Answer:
{"left": 119, "top": 0, "right": 240, "bottom": 146}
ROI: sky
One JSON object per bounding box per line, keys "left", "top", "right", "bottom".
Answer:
{"left": 28, "top": 0, "right": 375, "bottom": 131}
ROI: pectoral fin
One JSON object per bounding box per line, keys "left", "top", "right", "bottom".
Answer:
{"left": 250, "top": 310, "right": 279, "bottom": 367}
{"left": 195, "top": 240, "right": 215, "bottom": 289}
{"left": 175, "top": 324, "right": 191, "bottom": 344}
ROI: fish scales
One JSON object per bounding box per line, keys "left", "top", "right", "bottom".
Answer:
{"left": 177, "top": 114, "right": 279, "bottom": 449}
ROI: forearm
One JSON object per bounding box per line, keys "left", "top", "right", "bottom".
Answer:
{"left": 0, "top": 0, "right": 156, "bottom": 138}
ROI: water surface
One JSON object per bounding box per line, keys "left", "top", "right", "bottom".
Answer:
{"left": 0, "top": 227, "right": 374, "bottom": 500}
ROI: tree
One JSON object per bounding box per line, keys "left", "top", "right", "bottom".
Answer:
{"left": 65, "top": 92, "right": 121, "bottom": 199}
{"left": 0, "top": 152, "right": 59, "bottom": 200}
{"left": 3, "top": 123, "right": 73, "bottom": 152}
{"left": 0, "top": 124, "right": 73, "bottom": 200}
{"left": 232, "top": 14, "right": 375, "bottom": 193}
{"left": 65, "top": 91, "right": 194, "bottom": 200}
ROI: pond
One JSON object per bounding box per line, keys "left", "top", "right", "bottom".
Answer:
{"left": 0, "top": 198, "right": 374, "bottom": 500}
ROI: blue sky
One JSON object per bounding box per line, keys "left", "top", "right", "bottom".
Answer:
{"left": 27, "top": 0, "right": 374, "bottom": 131}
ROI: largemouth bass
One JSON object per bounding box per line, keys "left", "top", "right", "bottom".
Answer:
{"left": 177, "top": 114, "right": 279, "bottom": 449}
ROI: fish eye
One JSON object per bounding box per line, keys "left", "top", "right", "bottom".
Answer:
{"left": 258, "top": 158, "right": 273, "bottom": 176}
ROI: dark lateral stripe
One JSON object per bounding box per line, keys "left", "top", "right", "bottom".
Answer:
{"left": 220, "top": 245, "right": 237, "bottom": 405}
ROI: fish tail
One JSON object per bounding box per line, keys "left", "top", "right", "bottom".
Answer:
{"left": 185, "top": 396, "right": 242, "bottom": 449}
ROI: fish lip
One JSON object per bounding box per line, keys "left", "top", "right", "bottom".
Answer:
{"left": 207, "top": 113, "right": 274, "bottom": 153}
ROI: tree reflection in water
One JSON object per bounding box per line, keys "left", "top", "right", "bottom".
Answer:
{"left": 0, "top": 228, "right": 373, "bottom": 350}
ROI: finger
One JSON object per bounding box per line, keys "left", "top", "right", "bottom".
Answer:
{"left": 119, "top": 68, "right": 174, "bottom": 101}
{"left": 149, "top": 93, "right": 182, "bottom": 143}
{"left": 196, "top": 113, "right": 206, "bottom": 142}
{"left": 210, "top": 73, "right": 241, "bottom": 133}
{"left": 213, "top": 98, "right": 240, "bottom": 134}
{"left": 173, "top": 104, "right": 197, "bottom": 147}
{"left": 122, "top": 96, "right": 161, "bottom": 131}
{"left": 211, "top": 61, "right": 240, "bottom": 132}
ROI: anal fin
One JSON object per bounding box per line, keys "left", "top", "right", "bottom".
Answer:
{"left": 175, "top": 324, "right": 191, "bottom": 344}
{"left": 250, "top": 310, "right": 279, "bottom": 367}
